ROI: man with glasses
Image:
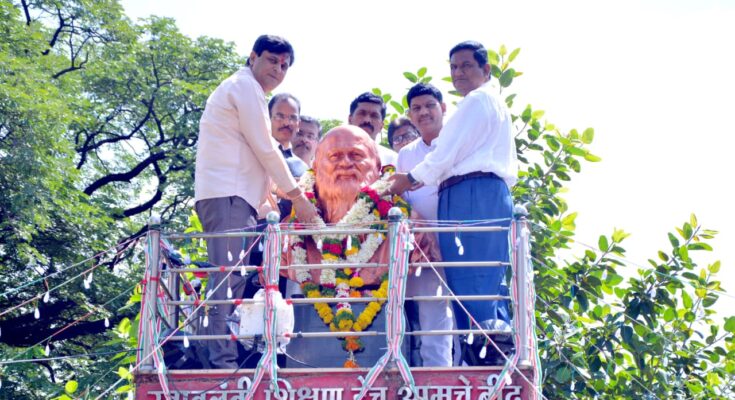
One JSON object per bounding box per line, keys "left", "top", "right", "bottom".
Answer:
{"left": 292, "top": 115, "right": 321, "bottom": 167}
{"left": 389, "top": 41, "right": 518, "bottom": 366}
{"left": 195, "top": 34, "right": 317, "bottom": 369}
{"left": 395, "top": 83, "right": 453, "bottom": 367}
{"left": 268, "top": 93, "right": 308, "bottom": 179}
{"left": 387, "top": 117, "right": 420, "bottom": 152}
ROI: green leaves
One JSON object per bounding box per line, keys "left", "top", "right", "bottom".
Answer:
{"left": 508, "top": 48, "right": 521, "bottom": 62}
{"left": 402, "top": 67, "right": 432, "bottom": 85}
{"left": 487, "top": 49, "right": 500, "bottom": 65}
{"left": 499, "top": 68, "right": 515, "bottom": 87}
{"left": 64, "top": 380, "right": 78, "bottom": 394}
{"left": 725, "top": 317, "right": 735, "bottom": 334}
{"left": 554, "top": 366, "right": 572, "bottom": 383}
{"left": 581, "top": 128, "right": 595, "bottom": 144}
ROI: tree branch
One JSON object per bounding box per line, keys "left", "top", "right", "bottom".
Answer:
{"left": 20, "top": 0, "right": 32, "bottom": 26}
{"left": 75, "top": 104, "right": 152, "bottom": 169}
{"left": 36, "top": 361, "right": 56, "bottom": 383}
{"left": 42, "top": 6, "right": 66, "bottom": 55}
{"left": 83, "top": 152, "right": 165, "bottom": 196}
{"left": 51, "top": 51, "right": 88, "bottom": 79}
{"left": 120, "top": 161, "right": 167, "bottom": 218}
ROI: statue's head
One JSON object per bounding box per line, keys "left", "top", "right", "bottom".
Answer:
{"left": 313, "top": 125, "right": 380, "bottom": 204}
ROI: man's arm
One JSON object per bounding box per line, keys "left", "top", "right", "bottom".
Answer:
{"left": 231, "top": 82, "right": 298, "bottom": 193}
{"left": 409, "top": 94, "right": 488, "bottom": 186}
{"left": 231, "top": 80, "right": 317, "bottom": 222}
{"left": 389, "top": 150, "right": 423, "bottom": 195}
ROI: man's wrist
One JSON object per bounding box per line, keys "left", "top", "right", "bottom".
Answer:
{"left": 407, "top": 172, "right": 418, "bottom": 185}
{"left": 285, "top": 189, "right": 303, "bottom": 201}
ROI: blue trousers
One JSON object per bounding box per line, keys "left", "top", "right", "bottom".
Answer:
{"left": 437, "top": 175, "right": 512, "bottom": 330}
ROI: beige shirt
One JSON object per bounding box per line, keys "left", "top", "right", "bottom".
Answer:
{"left": 194, "top": 67, "right": 297, "bottom": 215}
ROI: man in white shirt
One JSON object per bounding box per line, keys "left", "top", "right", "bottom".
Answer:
{"left": 390, "top": 41, "right": 518, "bottom": 366}
{"left": 397, "top": 83, "right": 454, "bottom": 367}
{"left": 194, "top": 34, "right": 317, "bottom": 368}
{"left": 348, "top": 92, "right": 398, "bottom": 167}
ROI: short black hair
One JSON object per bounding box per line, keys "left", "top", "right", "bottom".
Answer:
{"left": 449, "top": 40, "right": 488, "bottom": 67}
{"left": 349, "top": 92, "right": 386, "bottom": 120}
{"left": 246, "top": 34, "right": 294, "bottom": 66}
{"left": 268, "top": 93, "right": 301, "bottom": 117}
{"left": 406, "top": 83, "right": 443, "bottom": 108}
{"left": 387, "top": 117, "right": 417, "bottom": 148}
{"left": 298, "top": 115, "right": 322, "bottom": 137}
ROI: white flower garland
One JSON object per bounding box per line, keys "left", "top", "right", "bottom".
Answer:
{"left": 290, "top": 170, "right": 392, "bottom": 286}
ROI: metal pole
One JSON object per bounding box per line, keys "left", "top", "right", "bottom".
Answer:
{"left": 172, "top": 273, "right": 180, "bottom": 328}
{"left": 513, "top": 205, "right": 532, "bottom": 366}
{"left": 385, "top": 208, "right": 400, "bottom": 369}
{"left": 166, "top": 259, "right": 178, "bottom": 328}
{"left": 140, "top": 215, "right": 162, "bottom": 371}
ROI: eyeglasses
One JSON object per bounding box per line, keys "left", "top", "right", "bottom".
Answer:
{"left": 296, "top": 130, "right": 318, "bottom": 141}
{"left": 393, "top": 130, "right": 419, "bottom": 145}
{"left": 272, "top": 113, "right": 299, "bottom": 124}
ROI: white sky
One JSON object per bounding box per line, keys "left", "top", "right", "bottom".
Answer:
{"left": 121, "top": 0, "right": 735, "bottom": 312}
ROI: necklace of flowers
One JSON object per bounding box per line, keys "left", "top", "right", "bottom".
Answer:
{"left": 287, "top": 165, "right": 411, "bottom": 367}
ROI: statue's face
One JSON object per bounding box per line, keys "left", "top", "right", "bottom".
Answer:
{"left": 314, "top": 126, "right": 379, "bottom": 201}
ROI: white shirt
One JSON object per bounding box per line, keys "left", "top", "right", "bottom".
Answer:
{"left": 377, "top": 144, "right": 398, "bottom": 167}
{"left": 397, "top": 138, "right": 438, "bottom": 221}
{"left": 195, "top": 67, "right": 297, "bottom": 212}
{"left": 410, "top": 81, "right": 518, "bottom": 188}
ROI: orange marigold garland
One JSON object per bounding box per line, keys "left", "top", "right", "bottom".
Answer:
{"left": 288, "top": 165, "right": 410, "bottom": 367}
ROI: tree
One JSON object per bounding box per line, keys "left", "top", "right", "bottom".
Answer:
{"left": 1, "top": 1, "right": 242, "bottom": 397}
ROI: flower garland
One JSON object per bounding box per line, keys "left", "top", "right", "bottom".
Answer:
{"left": 288, "top": 165, "right": 411, "bottom": 367}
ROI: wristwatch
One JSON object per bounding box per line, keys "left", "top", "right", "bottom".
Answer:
{"left": 407, "top": 172, "right": 418, "bottom": 185}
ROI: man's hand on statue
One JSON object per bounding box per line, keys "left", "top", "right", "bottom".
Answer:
{"left": 388, "top": 173, "right": 413, "bottom": 195}
{"left": 273, "top": 186, "right": 287, "bottom": 199}
{"left": 292, "top": 194, "right": 318, "bottom": 223}
{"left": 359, "top": 266, "right": 385, "bottom": 286}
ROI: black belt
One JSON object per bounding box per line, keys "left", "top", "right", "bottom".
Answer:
{"left": 438, "top": 171, "right": 499, "bottom": 193}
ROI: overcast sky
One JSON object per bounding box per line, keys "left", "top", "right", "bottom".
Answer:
{"left": 121, "top": 0, "right": 735, "bottom": 313}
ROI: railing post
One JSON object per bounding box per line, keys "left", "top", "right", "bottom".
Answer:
{"left": 169, "top": 273, "right": 180, "bottom": 329}
{"left": 245, "top": 211, "right": 282, "bottom": 400}
{"left": 513, "top": 205, "right": 532, "bottom": 367}
{"left": 140, "top": 215, "right": 162, "bottom": 371}
{"left": 386, "top": 207, "right": 404, "bottom": 355}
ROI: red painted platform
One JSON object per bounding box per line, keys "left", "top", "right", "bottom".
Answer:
{"left": 136, "top": 366, "right": 536, "bottom": 399}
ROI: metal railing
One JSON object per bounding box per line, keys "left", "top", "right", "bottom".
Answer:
{"left": 138, "top": 206, "right": 536, "bottom": 371}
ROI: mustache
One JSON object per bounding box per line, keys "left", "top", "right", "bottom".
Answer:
{"left": 359, "top": 122, "right": 374, "bottom": 132}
